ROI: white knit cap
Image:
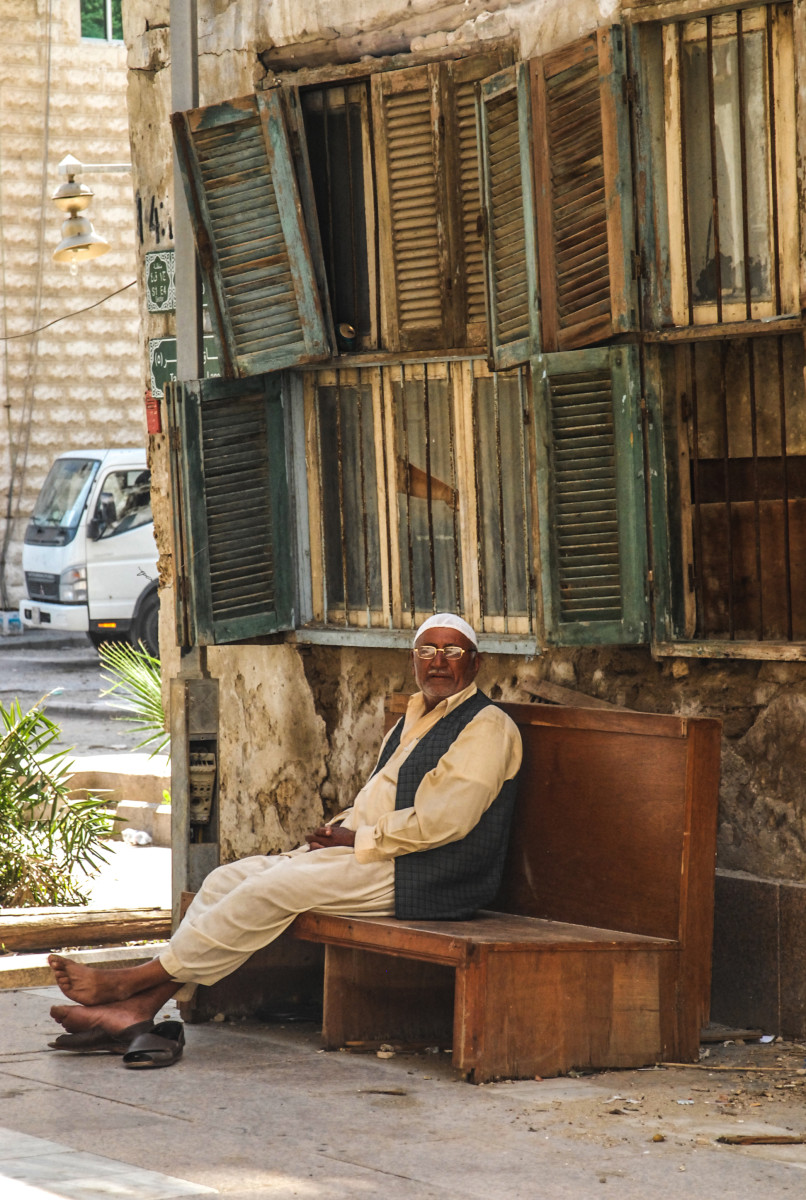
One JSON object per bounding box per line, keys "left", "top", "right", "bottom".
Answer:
{"left": 413, "top": 612, "right": 478, "bottom": 649}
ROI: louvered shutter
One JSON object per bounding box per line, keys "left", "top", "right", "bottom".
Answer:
{"left": 535, "top": 345, "right": 648, "bottom": 645}
{"left": 477, "top": 62, "right": 540, "bottom": 370}
{"left": 446, "top": 52, "right": 512, "bottom": 347}
{"left": 166, "top": 375, "right": 294, "bottom": 646}
{"left": 531, "top": 27, "right": 637, "bottom": 351}
{"left": 171, "top": 91, "right": 331, "bottom": 378}
{"left": 372, "top": 65, "right": 451, "bottom": 351}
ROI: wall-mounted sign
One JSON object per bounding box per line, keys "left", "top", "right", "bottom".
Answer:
{"left": 149, "top": 336, "right": 221, "bottom": 398}
{"left": 145, "top": 250, "right": 176, "bottom": 312}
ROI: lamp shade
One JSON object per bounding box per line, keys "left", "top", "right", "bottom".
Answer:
{"left": 53, "top": 213, "right": 109, "bottom": 263}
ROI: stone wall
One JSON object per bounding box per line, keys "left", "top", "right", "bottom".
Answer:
{"left": 0, "top": 0, "right": 143, "bottom": 608}
{"left": 125, "top": 0, "right": 806, "bottom": 1030}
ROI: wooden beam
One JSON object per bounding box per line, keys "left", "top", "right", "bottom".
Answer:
{"left": 518, "top": 680, "right": 627, "bottom": 710}
{"left": 0, "top": 907, "right": 171, "bottom": 953}
{"left": 643, "top": 317, "right": 803, "bottom": 343}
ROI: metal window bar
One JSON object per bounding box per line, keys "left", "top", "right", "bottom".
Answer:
{"left": 334, "top": 372, "right": 350, "bottom": 622}
{"left": 446, "top": 361, "right": 462, "bottom": 612}
{"left": 321, "top": 89, "right": 339, "bottom": 320}
{"left": 470, "top": 359, "right": 488, "bottom": 623}
{"left": 517, "top": 367, "right": 534, "bottom": 630}
{"left": 736, "top": 9, "right": 753, "bottom": 322}
{"left": 313, "top": 384, "right": 329, "bottom": 619}
{"left": 689, "top": 344, "right": 706, "bottom": 628}
{"left": 776, "top": 337, "right": 793, "bottom": 639}
{"left": 378, "top": 370, "right": 395, "bottom": 628}
{"left": 766, "top": 3, "right": 783, "bottom": 313}
{"left": 746, "top": 339, "right": 765, "bottom": 638}
{"left": 492, "top": 369, "right": 508, "bottom": 623}
{"left": 344, "top": 89, "right": 360, "bottom": 336}
{"left": 677, "top": 22, "right": 696, "bottom": 323}
{"left": 398, "top": 363, "right": 416, "bottom": 623}
{"left": 355, "top": 379, "right": 373, "bottom": 622}
{"left": 717, "top": 342, "right": 735, "bottom": 636}
{"left": 705, "top": 16, "right": 724, "bottom": 323}
{"left": 422, "top": 364, "right": 437, "bottom": 611}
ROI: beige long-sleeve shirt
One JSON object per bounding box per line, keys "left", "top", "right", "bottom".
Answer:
{"left": 336, "top": 683, "right": 522, "bottom": 864}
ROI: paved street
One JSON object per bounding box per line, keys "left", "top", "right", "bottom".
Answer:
{"left": 0, "top": 630, "right": 145, "bottom": 755}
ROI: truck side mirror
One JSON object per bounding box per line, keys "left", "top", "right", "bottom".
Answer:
{"left": 87, "top": 517, "right": 101, "bottom": 540}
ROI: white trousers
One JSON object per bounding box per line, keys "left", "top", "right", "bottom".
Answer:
{"left": 160, "top": 847, "right": 395, "bottom": 991}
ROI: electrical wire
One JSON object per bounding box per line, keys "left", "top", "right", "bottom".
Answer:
{"left": 0, "top": 280, "right": 137, "bottom": 340}
{"left": 0, "top": 0, "right": 54, "bottom": 608}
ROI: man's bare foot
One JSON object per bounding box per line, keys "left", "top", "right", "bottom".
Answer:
{"left": 48, "top": 955, "right": 173, "bottom": 1006}
{"left": 50, "top": 981, "right": 180, "bottom": 1038}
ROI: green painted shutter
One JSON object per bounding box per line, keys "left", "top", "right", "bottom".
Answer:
{"left": 171, "top": 90, "right": 331, "bottom": 378}
{"left": 477, "top": 62, "right": 540, "bottom": 370}
{"left": 531, "top": 27, "right": 637, "bottom": 351}
{"left": 166, "top": 375, "right": 294, "bottom": 646}
{"left": 535, "top": 345, "right": 648, "bottom": 645}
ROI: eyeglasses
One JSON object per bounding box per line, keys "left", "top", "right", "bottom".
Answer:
{"left": 413, "top": 644, "right": 475, "bottom": 661}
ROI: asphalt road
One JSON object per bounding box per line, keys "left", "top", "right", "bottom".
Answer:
{"left": 0, "top": 630, "right": 147, "bottom": 755}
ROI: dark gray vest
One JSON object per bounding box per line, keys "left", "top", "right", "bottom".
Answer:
{"left": 373, "top": 690, "right": 518, "bottom": 920}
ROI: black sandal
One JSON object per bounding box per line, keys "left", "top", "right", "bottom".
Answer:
{"left": 122, "top": 1020, "right": 185, "bottom": 1069}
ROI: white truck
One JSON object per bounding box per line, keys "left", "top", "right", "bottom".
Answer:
{"left": 19, "top": 448, "right": 160, "bottom": 657}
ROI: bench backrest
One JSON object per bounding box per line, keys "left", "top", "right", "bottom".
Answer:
{"left": 386, "top": 696, "right": 721, "bottom": 946}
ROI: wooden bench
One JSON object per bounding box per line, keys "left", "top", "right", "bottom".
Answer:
{"left": 184, "top": 698, "right": 722, "bottom": 1083}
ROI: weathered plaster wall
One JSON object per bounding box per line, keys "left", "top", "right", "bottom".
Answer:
{"left": 124, "top": 0, "right": 806, "bottom": 897}
{"left": 0, "top": 0, "right": 142, "bottom": 609}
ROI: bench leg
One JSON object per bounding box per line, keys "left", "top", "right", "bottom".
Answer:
{"left": 321, "top": 945, "right": 454, "bottom": 1049}
{"left": 454, "top": 946, "right": 667, "bottom": 1083}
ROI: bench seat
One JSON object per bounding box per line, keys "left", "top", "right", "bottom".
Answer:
{"left": 181, "top": 698, "right": 721, "bottom": 1083}
{"left": 291, "top": 910, "right": 679, "bottom": 1082}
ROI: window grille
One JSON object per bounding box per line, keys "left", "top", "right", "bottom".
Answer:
{"left": 304, "top": 359, "right": 536, "bottom": 635}
{"left": 663, "top": 4, "right": 797, "bottom": 325}
{"left": 676, "top": 334, "right": 806, "bottom": 641}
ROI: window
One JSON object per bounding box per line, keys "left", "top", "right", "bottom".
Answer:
{"left": 638, "top": 2, "right": 805, "bottom": 651}
{"left": 91, "top": 470, "right": 152, "bottom": 539}
{"left": 169, "top": 36, "right": 652, "bottom": 650}
{"left": 302, "top": 358, "right": 537, "bottom": 637}
{"left": 661, "top": 4, "right": 797, "bottom": 325}
{"left": 659, "top": 333, "right": 806, "bottom": 643}
{"left": 81, "top": 0, "right": 123, "bottom": 41}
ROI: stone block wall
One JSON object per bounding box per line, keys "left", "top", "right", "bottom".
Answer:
{"left": 0, "top": 0, "right": 143, "bottom": 609}
{"left": 125, "top": 0, "right": 806, "bottom": 1036}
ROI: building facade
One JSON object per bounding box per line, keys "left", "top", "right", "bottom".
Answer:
{"left": 126, "top": 0, "right": 806, "bottom": 1036}
{"left": 0, "top": 0, "right": 142, "bottom": 612}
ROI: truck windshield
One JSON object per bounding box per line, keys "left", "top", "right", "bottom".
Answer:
{"left": 32, "top": 458, "right": 100, "bottom": 529}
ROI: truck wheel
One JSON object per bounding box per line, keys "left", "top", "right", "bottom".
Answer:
{"left": 132, "top": 588, "right": 160, "bottom": 659}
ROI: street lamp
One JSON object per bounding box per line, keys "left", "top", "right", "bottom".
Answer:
{"left": 52, "top": 153, "right": 131, "bottom": 267}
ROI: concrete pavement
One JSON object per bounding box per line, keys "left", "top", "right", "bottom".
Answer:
{"left": 1, "top": 985, "right": 805, "bottom": 1200}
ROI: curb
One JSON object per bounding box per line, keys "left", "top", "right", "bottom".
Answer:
{"left": 0, "top": 942, "right": 171, "bottom": 990}
{"left": 45, "top": 700, "right": 133, "bottom": 718}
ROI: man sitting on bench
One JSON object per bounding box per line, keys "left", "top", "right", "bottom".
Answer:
{"left": 47, "top": 612, "right": 522, "bottom": 1063}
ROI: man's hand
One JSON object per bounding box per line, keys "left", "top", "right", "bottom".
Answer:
{"left": 305, "top": 824, "right": 356, "bottom": 851}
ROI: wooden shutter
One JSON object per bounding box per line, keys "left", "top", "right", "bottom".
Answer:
{"left": 531, "top": 27, "right": 637, "bottom": 351}
{"left": 171, "top": 90, "right": 331, "bottom": 378}
{"left": 166, "top": 375, "right": 294, "bottom": 646}
{"left": 372, "top": 65, "right": 451, "bottom": 351}
{"left": 446, "top": 52, "right": 512, "bottom": 347}
{"left": 535, "top": 345, "right": 648, "bottom": 645}
{"left": 477, "top": 62, "right": 540, "bottom": 370}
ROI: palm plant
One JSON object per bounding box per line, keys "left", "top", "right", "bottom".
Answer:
{"left": 98, "top": 640, "right": 169, "bottom": 757}
{"left": 0, "top": 699, "right": 113, "bottom": 906}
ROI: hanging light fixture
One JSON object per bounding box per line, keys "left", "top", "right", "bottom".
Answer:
{"left": 51, "top": 153, "right": 130, "bottom": 266}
